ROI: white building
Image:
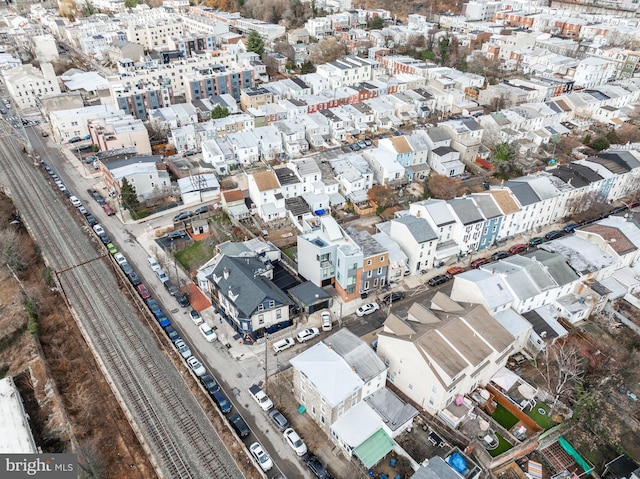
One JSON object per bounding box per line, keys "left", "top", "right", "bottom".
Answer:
{"left": 49, "top": 104, "right": 122, "bottom": 144}
{"left": 377, "top": 296, "right": 515, "bottom": 415}
{"left": 2, "top": 63, "right": 61, "bottom": 110}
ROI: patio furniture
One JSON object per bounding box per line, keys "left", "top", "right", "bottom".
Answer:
{"left": 428, "top": 432, "right": 445, "bottom": 447}
{"left": 390, "top": 458, "right": 397, "bottom": 467}
{"left": 379, "top": 474, "right": 389, "bottom": 479}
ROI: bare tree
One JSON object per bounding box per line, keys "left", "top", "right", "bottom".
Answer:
{"left": 534, "top": 340, "right": 587, "bottom": 407}
{"left": 0, "top": 229, "right": 33, "bottom": 272}
{"left": 566, "top": 191, "right": 608, "bottom": 223}
{"left": 426, "top": 174, "right": 462, "bottom": 200}
{"left": 367, "top": 185, "right": 394, "bottom": 209}
{"left": 309, "top": 37, "right": 347, "bottom": 65}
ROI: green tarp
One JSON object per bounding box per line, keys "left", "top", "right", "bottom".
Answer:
{"left": 558, "top": 436, "right": 594, "bottom": 474}
{"left": 353, "top": 429, "right": 396, "bottom": 469}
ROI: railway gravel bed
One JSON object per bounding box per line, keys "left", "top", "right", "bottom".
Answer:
{"left": 0, "top": 138, "right": 243, "bottom": 479}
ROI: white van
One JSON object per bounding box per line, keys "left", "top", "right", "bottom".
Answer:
{"left": 272, "top": 337, "right": 295, "bottom": 353}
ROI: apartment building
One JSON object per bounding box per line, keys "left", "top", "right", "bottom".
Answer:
{"left": 2, "top": 63, "right": 60, "bottom": 110}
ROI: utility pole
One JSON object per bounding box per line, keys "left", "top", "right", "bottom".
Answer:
{"left": 264, "top": 327, "right": 269, "bottom": 386}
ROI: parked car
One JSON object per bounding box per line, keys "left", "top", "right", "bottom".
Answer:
{"left": 85, "top": 214, "right": 98, "bottom": 226}
{"left": 173, "top": 211, "right": 193, "bottom": 222}
{"left": 175, "top": 339, "right": 191, "bottom": 359}
{"left": 491, "top": 251, "right": 511, "bottom": 261}
{"left": 283, "top": 428, "right": 307, "bottom": 456}
{"left": 364, "top": 138, "right": 372, "bottom": 146}
{"left": 148, "top": 256, "right": 161, "bottom": 272}
{"left": 194, "top": 205, "right": 209, "bottom": 215}
{"left": 296, "top": 328, "right": 320, "bottom": 343}
{"left": 509, "top": 244, "right": 528, "bottom": 254}
{"left": 212, "top": 389, "right": 232, "bottom": 414}
{"left": 529, "top": 237, "right": 545, "bottom": 246}
{"left": 69, "top": 196, "right": 82, "bottom": 207}
{"left": 164, "top": 325, "right": 180, "bottom": 344}
{"left": 321, "top": 311, "right": 332, "bottom": 331}
{"left": 470, "top": 258, "right": 491, "bottom": 269}
{"left": 41, "top": 131, "right": 49, "bottom": 137}
{"left": 167, "top": 230, "right": 188, "bottom": 240}
{"left": 186, "top": 356, "right": 206, "bottom": 376}
{"left": 356, "top": 302, "right": 380, "bottom": 317}
{"left": 304, "top": 455, "right": 331, "bottom": 479}
{"left": 199, "top": 323, "right": 217, "bottom": 342}
{"left": 103, "top": 204, "right": 115, "bottom": 216}
{"left": 428, "top": 274, "right": 450, "bottom": 287}
{"left": 106, "top": 243, "right": 118, "bottom": 255}
{"left": 136, "top": 284, "right": 151, "bottom": 299}
{"left": 229, "top": 413, "right": 250, "bottom": 438}
{"left": 190, "top": 309, "right": 204, "bottom": 325}
{"left": 350, "top": 143, "right": 360, "bottom": 151}
{"left": 98, "top": 233, "right": 111, "bottom": 245}
{"left": 272, "top": 337, "right": 295, "bottom": 353}
{"left": 545, "top": 230, "right": 565, "bottom": 240}
{"left": 199, "top": 373, "right": 220, "bottom": 396}
{"left": 113, "top": 252, "right": 127, "bottom": 267}
{"left": 164, "top": 280, "right": 179, "bottom": 296}
{"left": 156, "top": 269, "right": 169, "bottom": 283}
{"left": 382, "top": 291, "right": 405, "bottom": 305}
{"left": 357, "top": 140, "right": 367, "bottom": 148}
{"left": 249, "top": 442, "right": 273, "bottom": 472}
{"left": 268, "top": 409, "right": 289, "bottom": 432}
{"left": 126, "top": 270, "right": 141, "bottom": 286}
{"left": 175, "top": 292, "right": 190, "bottom": 307}
{"left": 563, "top": 224, "right": 579, "bottom": 234}
{"left": 93, "top": 224, "right": 105, "bottom": 236}
{"left": 68, "top": 136, "right": 82, "bottom": 143}
{"left": 446, "top": 266, "right": 465, "bottom": 278}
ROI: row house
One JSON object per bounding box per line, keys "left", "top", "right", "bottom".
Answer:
{"left": 88, "top": 116, "right": 152, "bottom": 155}
{"left": 439, "top": 116, "right": 483, "bottom": 163}
{"left": 377, "top": 299, "right": 515, "bottom": 415}
{"left": 297, "top": 216, "right": 364, "bottom": 302}
{"left": 185, "top": 65, "right": 254, "bottom": 102}
{"left": 331, "top": 154, "right": 374, "bottom": 203}
{"left": 346, "top": 227, "right": 390, "bottom": 295}
{"left": 274, "top": 119, "right": 309, "bottom": 157}
{"left": 111, "top": 78, "right": 174, "bottom": 120}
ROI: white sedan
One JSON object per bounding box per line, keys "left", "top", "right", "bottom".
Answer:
{"left": 296, "top": 328, "right": 320, "bottom": 343}
{"left": 283, "top": 427, "right": 307, "bottom": 456}
{"left": 187, "top": 356, "right": 206, "bottom": 376}
{"left": 199, "top": 323, "right": 217, "bottom": 342}
{"left": 356, "top": 302, "right": 380, "bottom": 317}
{"left": 249, "top": 442, "right": 273, "bottom": 472}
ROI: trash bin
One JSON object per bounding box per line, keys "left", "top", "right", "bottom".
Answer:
{"left": 298, "top": 405, "right": 306, "bottom": 414}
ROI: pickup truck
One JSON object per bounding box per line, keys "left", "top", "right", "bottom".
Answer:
{"left": 249, "top": 384, "right": 273, "bottom": 411}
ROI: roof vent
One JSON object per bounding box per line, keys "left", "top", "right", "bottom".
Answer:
{"left": 223, "top": 267, "right": 229, "bottom": 279}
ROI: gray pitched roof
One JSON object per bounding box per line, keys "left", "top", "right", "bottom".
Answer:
{"left": 449, "top": 198, "right": 484, "bottom": 225}
{"left": 324, "top": 328, "right": 387, "bottom": 383}
{"left": 209, "top": 256, "right": 292, "bottom": 317}
{"left": 393, "top": 216, "right": 437, "bottom": 243}
{"left": 503, "top": 181, "right": 539, "bottom": 206}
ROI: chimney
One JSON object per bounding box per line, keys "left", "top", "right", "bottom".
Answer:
{"left": 327, "top": 343, "right": 333, "bottom": 349}
{"left": 223, "top": 267, "right": 229, "bottom": 279}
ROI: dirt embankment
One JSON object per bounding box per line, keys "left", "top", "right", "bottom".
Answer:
{"left": 0, "top": 192, "right": 155, "bottom": 479}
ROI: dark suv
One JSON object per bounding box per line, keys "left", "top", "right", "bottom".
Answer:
{"left": 382, "top": 291, "right": 405, "bottom": 305}
{"left": 305, "top": 455, "right": 331, "bottom": 479}
{"left": 545, "top": 230, "right": 564, "bottom": 240}
{"left": 164, "top": 280, "right": 179, "bottom": 296}
{"left": 491, "top": 251, "right": 511, "bottom": 261}
{"left": 470, "top": 258, "right": 491, "bottom": 269}
{"left": 428, "top": 275, "right": 450, "bottom": 287}
{"left": 229, "top": 413, "right": 249, "bottom": 437}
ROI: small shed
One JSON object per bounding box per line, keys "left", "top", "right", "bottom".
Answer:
{"left": 191, "top": 218, "right": 209, "bottom": 235}
{"left": 288, "top": 281, "right": 331, "bottom": 314}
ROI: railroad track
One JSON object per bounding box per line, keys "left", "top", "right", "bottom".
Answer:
{"left": 0, "top": 136, "right": 242, "bottom": 479}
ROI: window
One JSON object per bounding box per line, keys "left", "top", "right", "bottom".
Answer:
{"left": 380, "top": 256, "right": 385, "bottom": 262}
{"left": 276, "top": 309, "right": 282, "bottom": 319}
{"left": 367, "top": 259, "right": 372, "bottom": 266}
{"left": 258, "top": 314, "right": 264, "bottom": 325}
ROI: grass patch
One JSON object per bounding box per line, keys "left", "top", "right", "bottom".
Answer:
{"left": 130, "top": 209, "right": 150, "bottom": 220}
{"left": 282, "top": 247, "right": 297, "bottom": 262}
{"left": 175, "top": 241, "right": 214, "bottom": 271}
{"left": 491, "top": 403, "right": 519, "bottom": 430}
{"left": 525, "top": 401, "right": 554, "bottom": 429}
{"left": 488, "top": 433, "right": 514, "bottom": 457}
{"left": 23, "top": 297, "right": 39, "bottom": 338}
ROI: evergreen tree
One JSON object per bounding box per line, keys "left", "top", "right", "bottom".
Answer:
{"left": 210, "top": 105, "right": 230, "bottom": 119}
{"left": 246, "top": 31, "right": 265, "bottom": 55}
{"left": 120, "top": 177, "right": 139, "bottom": 210}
